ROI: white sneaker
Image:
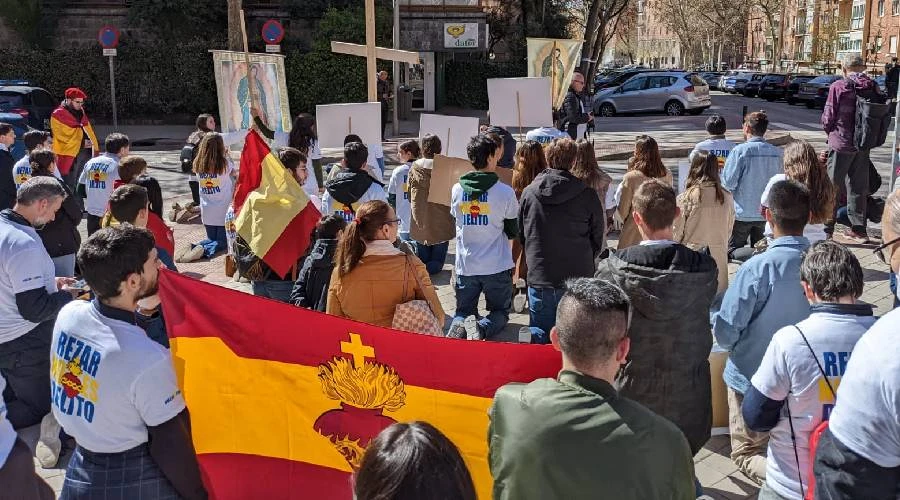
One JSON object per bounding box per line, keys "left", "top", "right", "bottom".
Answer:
{"left": 512, "top": 292, "right": 527, "bottom": 313}
{"left": 464, "top": 316, "right": 483, "bottom": 341}
{"left": 518, "top": 327, "right": 533, "bottom": 344}
{"left": 35, "top": 413, "right": 62, "bottom": 468}
{"left": 175, "top": 245, "right": 205, "bottom": 263}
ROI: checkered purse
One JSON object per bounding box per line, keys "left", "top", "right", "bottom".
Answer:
{"left": 392, "top": 255, "right": 443, "bottom": 336}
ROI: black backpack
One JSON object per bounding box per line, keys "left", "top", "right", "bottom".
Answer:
{"left": 180, "top": 142, "right": 197, "bottom": 173}
{"left": 850, "top": 79, "right": 891, "bottom": 150}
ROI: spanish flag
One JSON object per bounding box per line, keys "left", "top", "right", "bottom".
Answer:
{"left": 233, "top": 130, "right": 321, "bottom": 278}
{"left": 49, "top": 106, "right": 99, "bottom": 176}
{"left": 159, "top": 271, "right": 561, "bottom": 499}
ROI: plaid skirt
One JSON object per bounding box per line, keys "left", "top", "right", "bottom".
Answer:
{"left": 60, "top": 443, "right": 181, "bottom": 499}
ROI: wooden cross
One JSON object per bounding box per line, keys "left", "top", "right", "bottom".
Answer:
{"left": 330, "top": 0, "right": 420, "bottom": 102}
{"left": 341, "top": 333, "right": 375, "bottom": 369}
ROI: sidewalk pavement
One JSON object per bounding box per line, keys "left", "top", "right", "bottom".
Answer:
{"left": 22, "top": 132, "right": 898, "bottom": 499}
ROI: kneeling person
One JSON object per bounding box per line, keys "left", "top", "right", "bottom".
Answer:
{"left": 52, "top": 225, "right": 206, "bottom": 499}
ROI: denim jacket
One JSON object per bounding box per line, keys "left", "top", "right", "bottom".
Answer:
{"left": 712, "top": 236, "right": 811, "bottom": 393}
{"left": 721, "top": 137, "right": 784, "bottom": 222}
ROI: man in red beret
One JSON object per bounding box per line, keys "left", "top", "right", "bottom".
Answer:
{"left": 50, "top": 87, "right": 99, "bottom": 189}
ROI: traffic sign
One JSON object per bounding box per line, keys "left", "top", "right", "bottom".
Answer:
{"left": 103, "top": 48, "right": 117, "bottom": 57}
{"left": 261, "top": 19, "right": 285, "bottom": 45}
{"left": 98, "top": 26, "right": 120, "bottom": 49}
{"left": 265, "top": 45, "right": 280, "bottom": 53}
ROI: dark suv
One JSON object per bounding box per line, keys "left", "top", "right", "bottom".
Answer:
{"left": 0, "top": 81, "right": 56, "bottom": 131}
{"left": 757, "top": 74, "right": 789, "bottom": 101}
{"left": 784, "top": 75, "right": 818, "bottom": 105}
{"left": 742, "top": 73, "right": 767, "bottom": 97}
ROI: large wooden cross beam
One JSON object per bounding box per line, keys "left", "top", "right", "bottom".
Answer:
{"left": 330, "top": 0, "right": 420, "bottom": 102}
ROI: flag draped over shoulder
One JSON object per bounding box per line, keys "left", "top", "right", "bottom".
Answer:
{"left": 49, "top": 106, "right": 99, "bottom": 175}
{"left": 233, "top": 130, "right": 320, "bottom": 277}
{"left": 159, "top": 270, "right": 562, "bottom": 499}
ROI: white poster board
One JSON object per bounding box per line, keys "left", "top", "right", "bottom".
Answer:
{"left": 677, "top": 160, "right": 690, "bottom": 194}
{"left": 419, "top": 114, "right": 480, "bottom": 160}
{"left": 315, "top": 102, "right": 382, "bottom": 149}
{"left": 487, "top": 77, "right": 553, "bottom": 129}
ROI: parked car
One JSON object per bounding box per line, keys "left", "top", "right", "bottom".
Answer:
{"left": 784, "top": 74, "right": 817, "bottom": 105}
{"left": 757, "top": 73, "right": 790, "bottom": 101}
{"left": 722, "top": 71, "right": 759, "bottom": 93}
{"left": 0, "top": 80, "right": 56, "bottom": 131}
{"left": 592, "top": 71, "right": 711, "bottom": 117}
{"left": 593, "top": 68, "right": 652, "bottom": 93}
{"left": 742, "top": 73, "right": 767, "bottom": 97}
{"left": 0, "top": 112, "right": 28, "bottom": 160}
{"left": 795, "top": 74, "right": 841, "bottom": 109}
{"left": 701, "top": 72, "right": 723, "bottom": 89}
{"left": 718, "top": 71, "right": 737, "bottom": 91}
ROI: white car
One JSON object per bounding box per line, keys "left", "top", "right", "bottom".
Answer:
{"left": 592, "top": 72, "right": 711, "bottom": 117}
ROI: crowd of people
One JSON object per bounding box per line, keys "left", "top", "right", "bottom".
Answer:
{"left": 0, "top": 54, "right": 899, "bottom": 500}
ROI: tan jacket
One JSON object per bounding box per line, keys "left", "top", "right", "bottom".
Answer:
{"left": 673, "top": 183, "right": 735, "bottom": 292}
{"left": 408, "top": 159, "right": 455, "bottom": 245}
{"left": 326, "top": 253, "right": 445, "bottom": 328}
{"left": 616, "top": 170, "right": 674, "bottom": 249}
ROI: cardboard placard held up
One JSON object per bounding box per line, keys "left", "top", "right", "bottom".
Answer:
{"left": 315, "top": 102, "right": 382, "bottom": 149}
{"left": 487, "top": 77, "right": 554, "bottom": 129}
{"left": 427, "top": 155, "right": 514, "bottom": 206}
{"left": 419, "top": 114, "right": 480, "bottom": 160}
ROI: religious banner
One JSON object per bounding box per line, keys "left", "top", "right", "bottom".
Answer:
{"left": 159, "top": 271, "right": 560, "bottom": 499}
{"left": 527, "top": 38, "right": 584, "bottom": 110}
{"left": 211, "top": 50, "right": 291, "bottom": 136}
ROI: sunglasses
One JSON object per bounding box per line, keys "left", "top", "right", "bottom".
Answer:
{"left": 874, "top": 235, "right": 900, "bottom": 265}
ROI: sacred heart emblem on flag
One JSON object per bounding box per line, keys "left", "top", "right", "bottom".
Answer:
{"left": 313, "top": 333, "right": 406, "bottom": 469}
{"left": 446, "top": 25, "right": 466, "bottom": 38}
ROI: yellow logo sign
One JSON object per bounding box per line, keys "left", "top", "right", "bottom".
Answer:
{"left": 446, "top": 25, "right": 466, "bottom": 38}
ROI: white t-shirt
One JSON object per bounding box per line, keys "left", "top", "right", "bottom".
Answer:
{"left": 525, "top": 127, "right": 568, "bottom": 145}
{"left": 12, "top": 156, "right": 62, "bottom": 189}
{"left": 320, "top": 183, "right": 387, "bottom": 224}
{"left": 828, "top": 308, "right": 900, "bottom": 468}
{"left": 388, "top": 162, "right": 413, "bottom": 233}
{"left": 50, "top": 301, "right": 186, "bottom": 454}
{"left": 368, "top": 143, "right": 384, "bottom": 182}
{"left": 198, "top": 160, "right": 235, "bottom": 226}
{"left": 78, "top": 153, "right": 121, "bottom": 217}
{"left": 450, "top": 179, "right": 518, "bottom": 276}
{"left": 0, "top": 215, "right": 57, "bottom": 343}
{"left": 751, "top": 310, "right": 876, "bottom": 499}
{"left": 0, "top": 375, "right": 15, "bottom": 468}
{"left": 760, "top": 174, "right": 827, "bottom": 243}
{"left": 689, "top": 137, "right": 736, "bottom": 168}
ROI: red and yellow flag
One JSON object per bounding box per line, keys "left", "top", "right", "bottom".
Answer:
{"left": 49, "top": 106, "right": 99, "bottom": 175}
{"left": 159, "top": 271, "right": 561, "bottom": 499}
{"left": 233, "top": 130, "right": 320, "bottom": 277}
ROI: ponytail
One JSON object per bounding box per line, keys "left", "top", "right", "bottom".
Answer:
{"left": 334, "top": 200, "right": 392, "bottom": 276}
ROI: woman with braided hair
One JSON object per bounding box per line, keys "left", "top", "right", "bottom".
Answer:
{"left": 28, "top": 149, "right": 82, "bottom": 277}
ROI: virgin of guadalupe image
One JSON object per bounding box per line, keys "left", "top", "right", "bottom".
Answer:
{"left": 541, "top": 47, "right": 566, "bottom": 96}
{"left": 230, "top": 63, "right": 280, "bottom": 131}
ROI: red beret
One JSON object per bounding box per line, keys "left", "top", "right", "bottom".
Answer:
{"left": 65, "top": 88, "right": 87, "bottom": 100}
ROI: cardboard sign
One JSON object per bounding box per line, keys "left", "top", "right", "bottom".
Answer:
{"left": 316, "top": 102, "right": 382, "bottom": 149}
{"left": 487, "top": 77, "right": 553, "bottom": 129}
{"left": 427, "top": 155, "right": 514, "bottom": 206}
{"left": 419, "top": 114, "right": 480, "bottom": 160}
{"left": 677, "top": 160, "right": 690, "bottom": 194}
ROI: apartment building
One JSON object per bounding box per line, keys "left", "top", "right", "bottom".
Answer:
{"left": 636, "top": 0, "right": 682, "bottom": 68}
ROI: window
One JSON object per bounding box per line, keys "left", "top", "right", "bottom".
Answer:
{"left": 647, "top": 76, "right": 674, "bottom": 88}
{"left": 851, "top": 4, "right": 864, "bottom": 29}
{"left": 32, "top": 90, "right": 54, "bottom": 108}
{"left": 894, "top": 0, "right": 899, "bottom": 15}
{"left": 621, "top": 78, "right": 645, "bottom": 92}
{"left": 879, "top": 0, "right": 885, "bottom": 15}
{"left": 892, "top": 35, "right": 898, "bottom": 54}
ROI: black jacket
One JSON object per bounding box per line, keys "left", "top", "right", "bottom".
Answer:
{"left": 518, "top": 169, "right": 604, "bottom": 288}
{"left": 0, "top": 149, "right": 15, "bottom": 211}
{"left": 814, "top": 426, "right": 900, "bottom": 499}
{"left": 596, "top": 243, "right": 718, "bottom": 454}
{"left": 485, "top": 126, "right": 517, "bottom": 168}
{"left": 325, "top": 170, "right": 384, "bottom": 207}
{"left": 290, "top": 238, "right": 339, "bottom": 311}
{"left": 36, "top": 179, "right": 82, "bottom": 258}
{"left": 561, "top": 89, "right": 590, "bottom": 139}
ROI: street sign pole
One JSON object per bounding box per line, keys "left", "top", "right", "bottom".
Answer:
{"left": 108, "top": 55, "right": 118, "bottom": 130}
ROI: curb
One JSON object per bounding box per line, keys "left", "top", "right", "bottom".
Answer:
{"left": 597, "top": 133, "right": 794, "bottom": 161}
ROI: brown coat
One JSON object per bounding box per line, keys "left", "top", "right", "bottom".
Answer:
{"left": 673, "top": 182, "right": 735, "bottom": 292}
{"left": 408, "top": 159, "right": 456, "bottom": 245}
{"left": 616, "top": 169, "right": 674, "bottom": 249}
{"left": 326, "top": 254, "right": 445, "bottom": 328}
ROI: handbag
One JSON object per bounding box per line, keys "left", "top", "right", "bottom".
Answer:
{"left": 224, "top": 255, "right": 236, "bottom": 278}
{"left": 392, "top": 255, "right": 443, "bottom": 336}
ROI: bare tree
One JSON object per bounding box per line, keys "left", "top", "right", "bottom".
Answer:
{"left": 612, "top": 2, "right": 638, "bottom": 64}
{"left": 754, "top": 0, "right": 786, "bottom": 69}
{"left": 574, "top": 0, "right": 632, "bottom": 78}
{"left": 655, "top": 0, "right": 699, "bottom": 67}
{"left": 696, "top": 0, "right": 750, "bottom": 69}
{"left": 228, "top": 0, "right": 243, "bottom": 52}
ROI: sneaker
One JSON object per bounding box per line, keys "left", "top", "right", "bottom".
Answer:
{"left": 176, "top": 245, "right": 205, "bottom": 263}
{"left": 841, "top": 228, "right": 871, "bottom": 245}
{"left": 518, "top": 327, "right": 533, "bottom": 344}
{"left": 447, "top": 322, "right": 467, "bottom": 339}
{"left": 464, "top": 316, "right": 483, "bottom": 341}
{"left": 35, "top": 413, "right": 62, "bottom": 468}
{"left": 169, "top": 202, "right": 182, "bottom": 222}
{"left": 512, "top": 292, "right": 527, "bottom": 313}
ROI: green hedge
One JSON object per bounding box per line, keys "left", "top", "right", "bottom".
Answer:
{"left": 444, "top": 60, "right": 527, "bottom": 109}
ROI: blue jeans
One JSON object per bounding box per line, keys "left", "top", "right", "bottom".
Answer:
{"left": 252, "top": 280, "right": 294, "bottom": 303}
{"left": 527, "top": 287, "right": 566, "bottom": 344}
{"left": 452, "top": 270, "right": 512, "bottom": 339}
{"left": 195, "top": 225, "right": 227, "bottom": 259}
{"left": 415, "top": 241, "right": 449, "bottom": 275}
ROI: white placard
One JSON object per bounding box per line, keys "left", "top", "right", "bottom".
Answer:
{"left": 315, "top": 102, "right": 382, "bottom": 149}
{"left": 677, "top": 160, "right": 689, "bottom": 194}
{"left": 487, "top": 77, "right": 553, "bottom": 129}
{"left": 265, "top": 44, "right": 281, "bottom": 53}
{"left": 103, "top": 48, "right": 117, "bottom": 57}
{"left": 419, "top": 114, "right": 480, "bottom": 160}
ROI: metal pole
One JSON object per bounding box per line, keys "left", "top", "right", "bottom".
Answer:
{"left": 108, "top": 56, "right": 118, "bottom": 130}
{"left": 891, "top": 83, "right": 900, "bottom": 191}
{"left": 392, "top": 0, "right": 400, "bottom": 137}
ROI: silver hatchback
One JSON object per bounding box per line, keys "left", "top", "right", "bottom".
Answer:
{"left": 592, "top": 72, "right": 711, "bottom": 117}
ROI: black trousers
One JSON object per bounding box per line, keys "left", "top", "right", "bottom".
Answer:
{"left": 826, "top": 148, "right": 870, "bottom": 235}
{"left": 814, "top": 427, "right": 900, "bottom": 499}
{"left": 0, "top": 324, "right": 52, "bottom": 429}
{"left": 189, "top": 179, "right": 200, "bottom": 205}
{"left": 728, "top": 220, "right": 765, "bottom": 259}
{"left": 87, "top": 214, "right": 103, "bottom": 236}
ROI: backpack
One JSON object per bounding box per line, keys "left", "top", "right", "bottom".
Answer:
{"left": 849, "top": 79, "right": 891, "bottom": 150}
{"left": 180, "top": 142, "right": 197, "bottom": 173}
{"left": 786, "top": 325, "right": 837, "bottom": 500}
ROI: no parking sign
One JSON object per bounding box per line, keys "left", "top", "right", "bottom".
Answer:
{"left": 261, "top": 19, "right": 284, "bottom": 53}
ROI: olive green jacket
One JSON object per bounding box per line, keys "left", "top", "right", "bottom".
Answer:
{"left": 488, "top": 370, "right": 695, "bottom": 500}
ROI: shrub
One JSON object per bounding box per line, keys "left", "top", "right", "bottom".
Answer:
{"left": 444, "top": 60, "right": 527, "bottom": 109}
